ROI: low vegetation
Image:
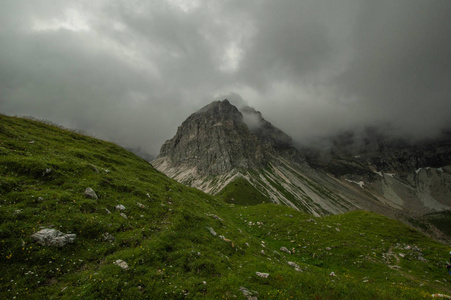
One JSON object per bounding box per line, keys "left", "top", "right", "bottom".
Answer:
{"left": 217, "top": 177, "right": 271, "bottom": 206}
{"left": 1, "top": 115, "right": 450, "bottom": 299}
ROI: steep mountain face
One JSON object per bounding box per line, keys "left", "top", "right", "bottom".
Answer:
{"left": 156, "top": 100, "right": 303, "bottom": 177}
{"left": 153, "top": 100, "right": 451, "bottom": 240}
{"left": 153, "top": 100, "right": 370, "bottom": 215}
{"left": 304, "top": 129, "right": 451, "bottom": 214}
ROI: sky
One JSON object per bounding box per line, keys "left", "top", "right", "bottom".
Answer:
{"left": 1, "top": 0, "right": 450, "bottom": 155}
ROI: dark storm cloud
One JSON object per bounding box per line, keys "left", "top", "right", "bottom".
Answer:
{"left": 1, "top": 0, "right": 450, "bottom": 155}
{"left": 336, "top": 0, "right": 451, "bottom": 139}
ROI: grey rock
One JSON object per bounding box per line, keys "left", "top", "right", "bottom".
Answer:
{"left": 239, "top": 286, "right": 258, "bottom": 300}
{"left": 89, "top": 164, "right": 99, "bottom": 173}
{"left": 120, "top": 213, "right": 128, "bottom": 219}
{"left": 418, "top": 255, "right": 427, "bottom": 262}
{"left": 31, "top": 228, "right": 76, "bottom": 247}
{"left": 84, "top": 187, "right": 98, "bottom": 199}
{"left": 280, "top": 247, "right": 291, "bottom": 254}
{"left": 103, "top": 232, "right": 115, "bottom": 242}
{"left": 42, "top": 168, "right": 52, "bottom": 176}
{"left": 114, "top": 259, "right": 129, "bottom": 270}
{"left": 208, "top": 227, "right": 217, "bottom": 236}
{"left": 205, "top": 213, "right": 223, "bottom": 221}
{"left": 288, "top": 261, "right": 302, "bottom": 272}
{"left": 256, "top": 272, "right": 270, "bottom": 278}
{"left": 413, "top": 246, "right": 422, "bottom": 252}
{"left": 116, "top": 204, "right": 126, "bottom": 211}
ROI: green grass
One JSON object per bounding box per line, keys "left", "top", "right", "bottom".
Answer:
{"left": 1, "top": 114, "right": 450, "bottom": 299}
{"left": 423, "top": 211, "right": 451, "bottom": 237}
{"left": 217, "top": 177, "right": 271, "bottom": 206}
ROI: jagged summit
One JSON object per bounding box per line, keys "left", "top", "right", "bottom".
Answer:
{"left": 155, "top": 100, "right": 303, "bottom": 177}
{"left": 195, "top": 99, "right": 239, "bottom": 117}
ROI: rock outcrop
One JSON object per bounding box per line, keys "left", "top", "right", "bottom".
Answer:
{"left": 153, "top": 100, "right": 303, "bottom": 177}
{"left": 31, "top": 228, "right": 76, "bottom": 247}
{"left": 84, "top": 187, "right": 98, "bottom": 200}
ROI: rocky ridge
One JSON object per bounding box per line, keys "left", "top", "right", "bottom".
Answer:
{"left": 154, "top": 100, "right": 303, "bottom": 177}
{"left": 153, "top": 100, "right": 451, "bottom": 240}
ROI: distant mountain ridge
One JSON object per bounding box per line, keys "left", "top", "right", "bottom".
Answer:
{"left": 153, "top": 100, "right": 451, "bottom": 241}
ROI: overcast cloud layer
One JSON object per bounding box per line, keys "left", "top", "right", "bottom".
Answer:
{"left": 1, "top": 0, "right": 450, "bottom": 154}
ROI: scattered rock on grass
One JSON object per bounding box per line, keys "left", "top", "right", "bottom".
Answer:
{"left": 288, "top": 261, "right": 302, "bottom": 272}
{"left": 42, "top": 168, "right": 52, "bottom": 176}
{"left": 114, "top": 259, "right": 129, "bottom": 270}
{"left": 418, "top": 255, "right": 427, "bottom": 262}
{"left": 31, "top": 228, "right": 76, "bottom": 247}
{"left": 120, "top": 213, "right": 128, "bottom": 219}
{"left": 239, "top": 286, "right": 259, "bottom": 300}
{"left": 431, "top": 293, "right": 451, "bottom": 298}
{"left": 256, "top": 272, "right": 269, "bottom": 278}
{"left": 205, "top": 213, "right": 223, "bottom": 221}
{"left": 280, "top": 247, "right": 291, "bottom": 254}
{"left": 103, "top": 232, "right": 115, "bottom": 242}
{"left": 84, "top": 187, "right": 98, "bottom": 199}
{"left": 116, "top": 204, "right": 126, "bottom": 211}
{"left": 208, "top": 227, "right": 217, "bottom": 236}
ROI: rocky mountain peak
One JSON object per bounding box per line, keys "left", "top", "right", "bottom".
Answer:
{"left": 195, "top": 99, "right": 242, "bottom": 121}
{"left": 154, "top": 100, "right": 304, "bottom": 176}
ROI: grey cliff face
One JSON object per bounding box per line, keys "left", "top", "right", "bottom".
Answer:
{"left": 157, "top": 100, "right": 303, "bottom": 176}
{"left": 305, "top": 129, "right": 451, "bottom": 177}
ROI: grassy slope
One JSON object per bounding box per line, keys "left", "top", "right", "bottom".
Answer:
{"left": 217, "top": 177, "right": 271, "bottom": 206}
{"left": 1, "top": 115, "right": 450, "bottom": 299}
{"left": 423, "top": 211, "right": 451, "bottom": 237}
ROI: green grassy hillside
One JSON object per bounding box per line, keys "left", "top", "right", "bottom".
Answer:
{"left": 1, "top": 115, "right": 450, "bottom": 299}
{"left": 217, "top": 177, "right": 271, "bottom": 206}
